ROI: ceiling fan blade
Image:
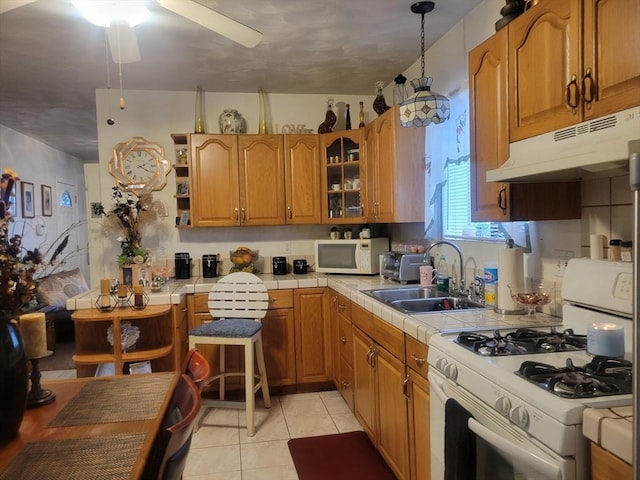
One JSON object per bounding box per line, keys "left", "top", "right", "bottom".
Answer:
{"left": 157, "top": 0, "right": 263, "bottom": 48}
{"left": 0, "top": 0, "right": 37, "bottom": 15}
{"left": 106, "top": 24, "right": 141, "bottom": 64}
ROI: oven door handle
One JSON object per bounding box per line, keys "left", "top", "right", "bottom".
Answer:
{"left": 468, "top": 418, "right": 563, "bottom": 480}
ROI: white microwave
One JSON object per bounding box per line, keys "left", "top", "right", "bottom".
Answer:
{"left": 315, "top": 238, "right": 389, "bottom": 275}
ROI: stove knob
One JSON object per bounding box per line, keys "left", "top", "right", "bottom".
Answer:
{"left": 494, "top": 396, "right": 511, "bottom": 416}
{"left": 509, "top": 405, "right": 529, "bottom": 429}
{"left": 435, "top": 358, "right": 448, "bottom": 372}
{"left": 444, "top": 363, "right": 458, "bottom": 381}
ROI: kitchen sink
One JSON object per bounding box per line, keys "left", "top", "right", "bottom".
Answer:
{"left": 363, "top": 287, "right": 485, "bottom": 313}
{"left": 364, "top": 286, "right": 440, "bottom": 302}
{"left": 389, "top": 296, "right": 485, "bottom": 314}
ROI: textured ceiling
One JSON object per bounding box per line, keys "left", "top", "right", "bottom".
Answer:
{"left": 0, "top": 0, "right": 478, "bottom": 161}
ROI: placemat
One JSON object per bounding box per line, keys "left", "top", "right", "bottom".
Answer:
{"left": 49, "top": 372, "right": 175, "bottom": 427}
{"left": 0, "top": 433, "right": 146, "bottom": 480}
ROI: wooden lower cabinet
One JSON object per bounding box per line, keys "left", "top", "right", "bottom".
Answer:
{"left": 329, "top": 290, "right": 354, "bottom": 409}
{"left": 172, "top": 296, "right": 189, "bottom": 370}
{"left": 294, "top": 288, "right": 331, "bottom": 383}
{"left": 590, "top": 443, "right": 632, "bottom": 480}
{"left": 352, "top": 309, "right": 410, "bottom": 480}
{"left": 187, "top": 287, "right": 331, "bottom": 387}
{"left": 187, "top": 289, "right": 295, "bottom": 387}
{"left": 405, "top": 334, "right": 431, "bottom": 480}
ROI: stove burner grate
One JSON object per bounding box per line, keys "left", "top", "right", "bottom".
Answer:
{"left": 516, "top": 356, "right": 632, "bottom": 398}
{"left": 455, "top": 328, "right": 587, "bottom": 356}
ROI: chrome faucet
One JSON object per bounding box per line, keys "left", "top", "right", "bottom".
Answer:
{"left": 425, "top": 240, "right": 465, "bottom": 294}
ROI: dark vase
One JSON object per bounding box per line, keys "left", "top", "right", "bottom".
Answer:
{"left": 0, "top": 318, "right": 29, "bottom": 442}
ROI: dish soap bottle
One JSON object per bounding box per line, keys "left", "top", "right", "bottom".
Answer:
{"left": 436, "top": 255, "right": 450, "bottom": 293}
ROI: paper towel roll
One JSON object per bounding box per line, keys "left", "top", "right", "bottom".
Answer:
{"left": 497, "top": 246, "right": 524, "bottom": 313}
{"left": 590, "top": 234, "right": 604, "bottom": 260}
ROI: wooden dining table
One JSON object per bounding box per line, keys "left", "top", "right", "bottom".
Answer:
{"left": 0, "top": 371, "right": 179, "bottom": 480}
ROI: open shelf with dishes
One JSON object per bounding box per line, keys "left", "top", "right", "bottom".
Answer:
{"left": 171, "top": 133, "right": 192, "bottom": 228}
{"left": 320, "top": 130, "right": 365, "bottom": 223}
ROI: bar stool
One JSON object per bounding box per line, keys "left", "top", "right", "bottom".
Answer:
{"left": 188, "top": 272, "right": 271, "bottom": 436}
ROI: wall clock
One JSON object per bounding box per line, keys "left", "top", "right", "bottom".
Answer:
{"left": 109, "top": 137, "right": 172, "bottom": 195}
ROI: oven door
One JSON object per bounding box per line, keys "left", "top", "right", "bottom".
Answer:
{"left": 429, "top": 369, "right": 575, "bottom": 480}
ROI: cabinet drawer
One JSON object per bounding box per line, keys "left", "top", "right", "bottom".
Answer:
{"left": 405, "top": 335, "right": 429, "bottom": 379}
{"left": 338, "top": 314, "right": 353, "bottom": 365}
{"left": 192, "top": 293, "right": 210, "bottom": 314}
{"left": 268, "top": 289, "right": 293, "bottom": 309}
{"left": 334, "top": 292, "right": 351, "bottom": 318}
{"left": 373, "top": 317, "right": 404, "bottom": 362}
{"left": 351, "top": 302, "right": 374, "bottom": 337}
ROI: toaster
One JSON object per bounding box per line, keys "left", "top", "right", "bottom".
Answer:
{"left": 381, "top": 252, "right": 430, "bottom": 284}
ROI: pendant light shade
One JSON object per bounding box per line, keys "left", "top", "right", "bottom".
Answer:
{"left": 400, "top": 1, "right": 450, "bottom": 128}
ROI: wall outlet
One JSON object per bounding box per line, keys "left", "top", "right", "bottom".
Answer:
{"left": 283, "top": 242, "right": 291, "bottom": 254}
{"left": 554, "top": 249, "right": 574, "bottom": 276}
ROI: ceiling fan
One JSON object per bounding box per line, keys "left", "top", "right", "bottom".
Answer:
{"left": 0, "top": 0, "right": 263, "bottom": 63}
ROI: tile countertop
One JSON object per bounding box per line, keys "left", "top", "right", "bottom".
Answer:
{"left": 67, "top": 273, "right": 561, "bottom": 346}
{"left": 583, "top": 407, "right": 633, "bottom": 465}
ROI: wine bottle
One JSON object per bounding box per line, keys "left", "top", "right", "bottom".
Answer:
{"left": 358, "top": 101, "right": 365, "bottom": 128}
{"left": 345, "top": 103, "right": 352, "bottom": 130}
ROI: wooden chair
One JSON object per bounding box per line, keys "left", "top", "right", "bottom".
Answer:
{"left": 188, "top": 271, "right": 271, "bottom": 436}
{"left": 143, "top": 374, "right": 202, "bottom": 480}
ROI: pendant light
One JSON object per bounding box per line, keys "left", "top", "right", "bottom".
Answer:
{"left": 400, "top": 1, "right": 450, "bottom": 128}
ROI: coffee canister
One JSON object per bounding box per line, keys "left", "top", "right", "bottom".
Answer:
{"left": 272, "top": 256, "right": 287, "bottom": 275}
{"left": 174, "top": 252, "right": 191, "bottom": 279}
{"left": 202, "top": 255, "right": 219, "bottom": 278}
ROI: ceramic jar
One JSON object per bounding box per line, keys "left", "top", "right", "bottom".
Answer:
{"left": 219, "top": 109, "right": 245, "bottom": 134}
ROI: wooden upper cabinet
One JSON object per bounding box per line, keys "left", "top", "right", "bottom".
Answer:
{"left": 365, "top": 106, "right": 425, "bottom": 223}
{"left": 509, "top": 0, "right": 640, "bottom": 142}
{"left": 284, "top": 134, "right": 321, "bottom": 224}
{"left": 470, "top": 27, "right": 511, "bottom": 222}
{"left": 470, "top": 26, "right": 582, "bottom": 222}
{"left": 238, "top": 135, "right": 285, "bottom": 226}
{"left": 508, "top": 0, "right": 580, "bottom": 141}
{"left": 582, "top": 0, "right": 640, "bottom": 120}
{"left": 190, "top": 134, "right": 240, "bottom": 227}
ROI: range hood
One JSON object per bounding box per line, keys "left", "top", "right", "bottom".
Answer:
{"left": 487, "top": 106, "right": 640, "bottom": 183}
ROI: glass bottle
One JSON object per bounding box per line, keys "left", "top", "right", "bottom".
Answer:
{"left": 258, "top": 89, "right": 268, "bottom": 134}
{"left": 358, "top": 101, "right": 365, "bottom": 128}
{"left": 372, "top": 80, "right": 390, "bottom": 116}
{"left": 345, "top": 103, "right": 352, "bottom": 130}
{"left": 318, "top": 98, "right": 337, "bottom": 134}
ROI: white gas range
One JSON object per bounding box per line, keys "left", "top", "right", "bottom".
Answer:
{"left": 427, "top": 258, "right": 633, "bottom": 480}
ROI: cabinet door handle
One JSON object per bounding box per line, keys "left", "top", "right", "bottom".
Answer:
{"left": 411, "top": 353, "right": 426, "bottom": 367}
{"left": 234, "top": 207, "right": 239, "bottom": 223}
{"left": 340, "top": 336, "right": 347, "bottom": 344}
{"left": 241, "top": 208, "right": 246, "bottom": 223}
{"left": 287, "top": 205, "right": 292, "bottom": 219}
{"left": 581, "top": 67, "right": 595, "bottom": 108}
{"left": 337, "top": 303, "right": 347, "bottom": 311}
{"left": 403, "top": 376, "right": 410, "bottom": 400}
{"left": 497, "top": 186, "right": 507, "bottom": 215}
{"left": 565, "top": 74, "right": 579, "bottom": 113}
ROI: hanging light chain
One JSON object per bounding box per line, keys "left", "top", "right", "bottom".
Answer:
{"left": 420, "top": 11, "right": 426, "bottom": 78}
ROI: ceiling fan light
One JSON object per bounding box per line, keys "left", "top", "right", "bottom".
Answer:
{"left": 72, "top": 1, "right": 150, "bottom": 28}
{"left": 400, "top": 77, "right": 450, "bottom": 128}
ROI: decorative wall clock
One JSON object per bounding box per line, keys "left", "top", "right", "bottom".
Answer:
{"left": 109, "top": 137, "right": 171, "bottom": 195}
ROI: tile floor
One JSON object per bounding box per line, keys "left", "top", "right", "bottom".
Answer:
{"left": 41, "top": 369, "right": 363, "bottom": 479}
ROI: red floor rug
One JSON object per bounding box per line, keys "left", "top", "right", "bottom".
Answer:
{"left": 287, "top": 431, "right": 397, "bottom": 480}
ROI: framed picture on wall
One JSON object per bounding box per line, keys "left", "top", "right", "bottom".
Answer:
{"left": 41, "top": 184, "right": 52, "bottom": 216}
{"left": 21, "top": 181, "right": 35, "bottom": 218}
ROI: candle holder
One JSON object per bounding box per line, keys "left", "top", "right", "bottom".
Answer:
{"left": 27, "top": 355, "right": 56, "bottom": 409}
{"left": 95, "top": 293, "right": 118, "bottom": 312}
{"left": 116, "top": 285, "right": 131, "bottom": 308}
{"left": 128, "top": 286, "right": 149, "bottom": 310}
